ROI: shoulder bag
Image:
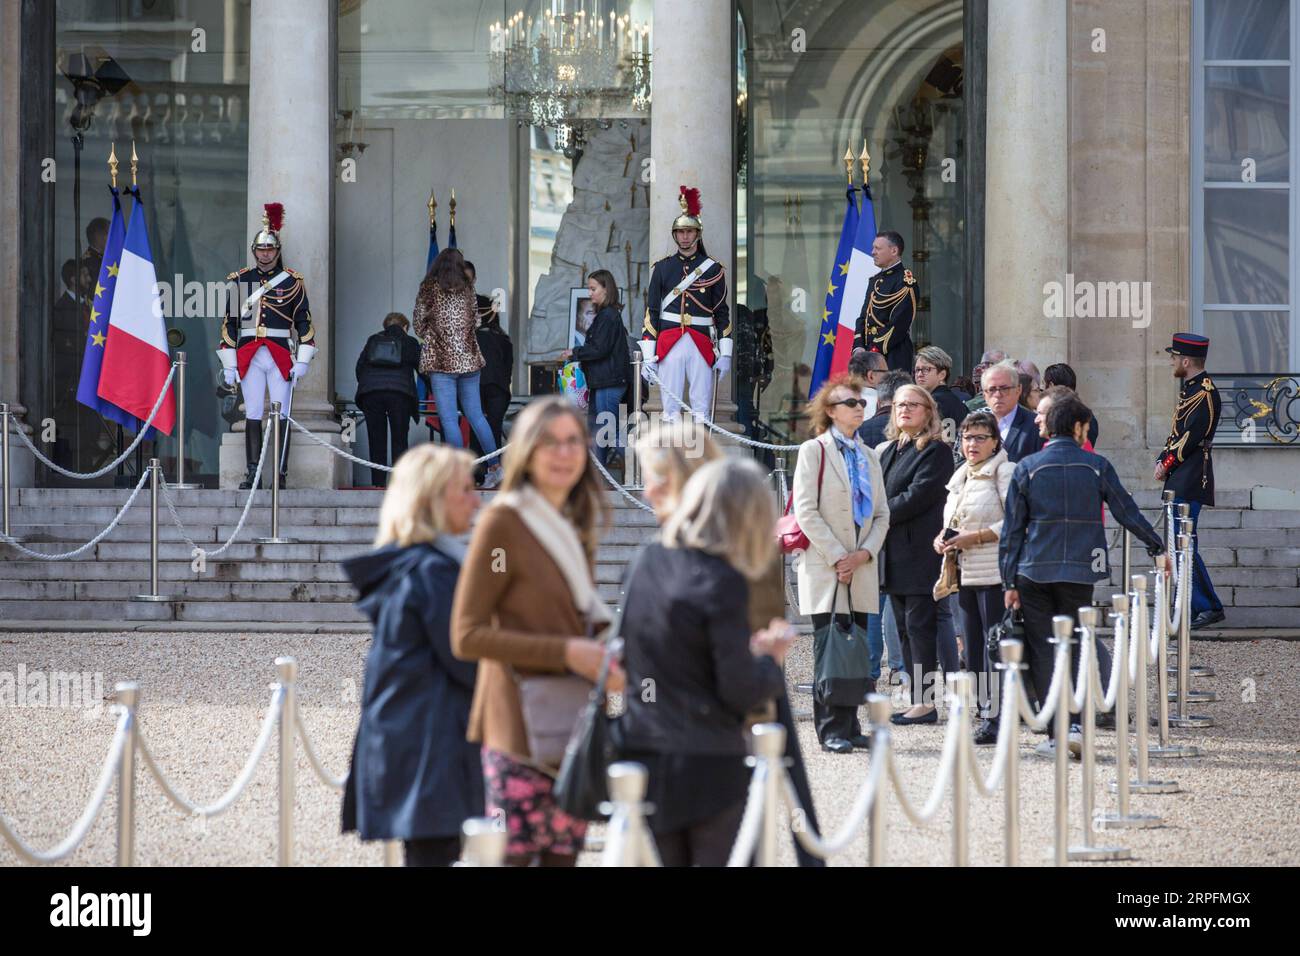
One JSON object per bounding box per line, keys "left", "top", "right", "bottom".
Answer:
{"left": 812, "top": 581, "right": 873, "bottom": 706}
{"left": 775, "top": 443, "right": 825, "bottom": 554}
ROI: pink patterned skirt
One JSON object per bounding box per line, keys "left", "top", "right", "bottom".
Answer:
{"left": 482, "top": 747, "right": 588, "bottom": 858}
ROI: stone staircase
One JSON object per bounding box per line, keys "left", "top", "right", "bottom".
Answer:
{"left": 0, "top": 485, "right": 1295, "bottom": 631}
{"left": 0, "top": 488, "right": 657, "bottom": 630}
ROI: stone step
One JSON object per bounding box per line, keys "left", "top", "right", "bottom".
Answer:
{"left": 13, "top": 486, "right": 656, "bottom": 510}
{"left": 0, "top": 579, "right": 360, "bottom": 602}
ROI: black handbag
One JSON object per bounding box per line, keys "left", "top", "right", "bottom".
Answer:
{"left": 986, "top": 607, "right": 1024, "bottom": 666}
{"left": 366, "top": 335, "right": 403, "bottom": 368}
{"left": 553, "top": 556, "right": 639, "bottom": 820}
{"left": 812, "top": 582, "right": 873, "bottom": 707}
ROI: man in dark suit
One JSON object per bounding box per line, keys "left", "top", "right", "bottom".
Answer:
{"left": 982, "top": 361, "right": 1041, "bottom": 462}
{"left": 858, "top": 369, "right": 910, "bottom": 448}
{"left": 1156, "top": 332, "right": 1224, "bottom": 629}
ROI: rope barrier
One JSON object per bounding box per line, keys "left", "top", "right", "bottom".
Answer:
{"left": 6, "top": 366, "right": 178, "bottom": 479}
{"left": 589, "top": 449, "right": 656, "bottom": 513}
{"left": 724, "top": 762, "right": 769, "bottom": 867}
{"left": 644, "top": 366, "right": 803, "bottom": 452}
{"left": 1, "top": 467, "right": 151, "bottom": 560}
{"left": 159, "top": 424, "right": 272, "bottom": 558}
{"left": 286, "top": 415, "right": 505, "bottom": 471}
{"left": 137, "top": 689, "right": 284, "bottom": 817}
{"left": 782, "top": 740, "right": 887, "bottom": 859}
{"left": 295, "top": 710, "right": 346, "bottom": 791}
{"left": 0, "top": 707, "right": 128, "bottom": 864}
{"left": 885, "top": 696, "right": 964, "bottom": 826}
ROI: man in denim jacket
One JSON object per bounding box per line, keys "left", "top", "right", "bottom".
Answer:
{"left": 999, "top": 390, "right": 1168, "bottom": 755}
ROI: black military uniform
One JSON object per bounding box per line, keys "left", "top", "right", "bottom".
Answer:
{"left": 641, "top": 247, "right": 730, "bottom": 419}
{"left": 1158, "top": 332, "right": 1225, "bottom": 627}
{"left": 853, "top": 260, "right": 916, "bottom": 373}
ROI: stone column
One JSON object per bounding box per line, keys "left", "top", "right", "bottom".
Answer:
{"left": 221, "top": 0, "right": 344, "bottom": 487}
{"left": 649, "top": 0, "right": 740, "bottom": 432}
{"left": 983, "top": 0, "right": 1068, "bottom": 363}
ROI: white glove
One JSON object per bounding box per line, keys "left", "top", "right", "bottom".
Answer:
{"left": 713, "top": 354, "right": 732, "bottom": 377}
{"left": 291, "top": 362, "right": 308, "bottom": 382}
{"left": 640, "top": 359, "right": 657, "bottom": 382}
{"left": 222, "top": 368, "right": 239, "bottom": 386}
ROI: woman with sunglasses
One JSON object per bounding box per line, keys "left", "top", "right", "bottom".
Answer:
{"left": 933, "top": 410, "right": 1015, "bottom": 745}
{"left": 792, "top": 375, "right": 890, "bottom": 753}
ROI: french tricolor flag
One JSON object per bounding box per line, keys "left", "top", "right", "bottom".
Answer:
{"left": 830, "top": 184, "right": 879, "bottom": 376}
{"left": 97, "top": 192, "right": 175, "bottom": 435}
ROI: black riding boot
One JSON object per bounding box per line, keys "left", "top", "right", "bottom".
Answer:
{"left": 240, "top": 419, "right": 263, "bottom": 490}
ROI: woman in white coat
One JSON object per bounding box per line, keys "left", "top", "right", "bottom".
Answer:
{"left": 793, "top": 374, "right": 890, "bottom": 753}
{"left": 933, "top": 409, "right": 1015, "bottom": 746}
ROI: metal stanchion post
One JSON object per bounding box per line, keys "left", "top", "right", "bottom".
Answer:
{"left": 950, "top": 672, "right": 972, "bottom": 867}
{"left": 276, "top": 656, "right": 297, "bottom": 867}
{"left": 458, "top": 818, "right": 506, "bottom": 867}
{"left": 1150, "top": 554, "right": 1205, "bottom": 757}
{"left": 628, "top": 353, "right": 643, "bottom": 488}
{"left": 1121, "top": 574, "right": 1179, "bottom": 792}
{"left": 0, "top": 403, "right": 20, "bottom": 543}
{"left": 1121, "top": 530, "right": 1131, "bottom": 600}
{"left": 601, "top": 762, "right": 659, "bottom": 867}
{"left": 116, "top": 682, "right": 139, "bottom": 867}
{"left": 171, "top": 353, "right": 200, "bottom": 489}
{"left": 1161, "top": 489, "right": 1175, "bottom": 552}
{"left": 1068, "top": 608, "right": 1131, "bottom": 860}
{"left": 131, "top": 459, "right": 171, "bottom": 602}
{"left": 996, "top": 638, "right": 1025, "bottom": 866}
{"left": 1169, "top": 528, "right": 1214, "bottom": 728}
{"left": 257, "top": 403, "right": 297, "bottom": 544}
{"left": 1099, "top": 593, "right": 1165, "bottom": 827}
{"left": 866, "top": 694, "right": 890, "bottom": 867}
{"left": 752, "top": 723, "right": 786, "bottom": 867}
{"left": 1050, "top": 616, "right": 1073, "bottom": 867}
{"left": 383, "top": 841, "right": 401, "bottom": 866}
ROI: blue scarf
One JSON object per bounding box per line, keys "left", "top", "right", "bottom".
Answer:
{"left": 831, "top": 430, "right": 873, "bottom": 529}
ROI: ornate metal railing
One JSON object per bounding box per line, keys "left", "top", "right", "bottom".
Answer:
{"left": 1214, "top": 373, "right": 1300, "bottom": 446}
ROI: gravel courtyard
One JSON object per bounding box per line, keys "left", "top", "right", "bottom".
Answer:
{"left": 0, "top": 631, "right": 1295, "bottom": 867}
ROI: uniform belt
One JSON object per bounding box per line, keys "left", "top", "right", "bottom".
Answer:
{"left": 239, "top": 326, "right": 291, "bottom": 339}
{"left": 659, "top": 316, "right": 713, "bottom": 328}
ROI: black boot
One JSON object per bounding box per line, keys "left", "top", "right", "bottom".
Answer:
{"left": 277, "top": 420, "right": 291, "bottom": 489}
{"left": 240, "top": 419, "right": 263, "bottom": 490}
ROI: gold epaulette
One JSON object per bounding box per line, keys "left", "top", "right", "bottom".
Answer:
{"left": 903, "top": 269, "right": 916, "bottom": 286}
{"left": 287, "top": 269, "right": 303, "bottom": 280}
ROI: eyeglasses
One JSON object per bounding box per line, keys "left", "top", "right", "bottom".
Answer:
{"left": 830, "top": 398, "right": 868, "bottom": 409}
{"left": 913, "top": 364, "right": 938, "bottom": 376}
{"left": 537, "top": 435, "right": 586, "bottom": 452}
{"left": 962, "top": 433, "right": 994, "bottom": 443}
{"left": 894, "top": 400, "right": 926, "bottom": 411}
{"left": 983, "top": 384, "right": 1016, "bottom": 396}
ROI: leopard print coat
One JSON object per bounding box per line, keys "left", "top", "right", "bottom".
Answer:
{"left": 413, "top": 282, "right": 485, "bottom": 375}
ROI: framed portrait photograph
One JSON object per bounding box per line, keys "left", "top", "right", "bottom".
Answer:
{"left": 568, "top": 286, "right": 630, "bottom": 349}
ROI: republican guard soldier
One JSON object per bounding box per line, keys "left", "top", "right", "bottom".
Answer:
{"left": 853, "top": 229, "right": 916, "bottom": 373}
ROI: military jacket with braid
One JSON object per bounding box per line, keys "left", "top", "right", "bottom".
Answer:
{"left": 853, "top": 260, "right": 916, "bottom": 372}
{"left": 221, "top": 264, "right": 314, "bottom": 377}
{"left": 1158, "top": 370, "right": 1220, "bottom": 506}
{"left": 642, "top": 249, "right": 730, "bottom": 365}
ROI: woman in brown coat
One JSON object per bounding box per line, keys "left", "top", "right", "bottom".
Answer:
{"left": 450, "top": 396, "right": 621, "bottom": 866}
{"left": 413, "top": 248, "right": 503, "bottom": 488}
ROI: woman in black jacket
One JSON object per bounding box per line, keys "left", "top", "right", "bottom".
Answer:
{"left": 561, "top": 269, "right": 629, "bottom": 466}
{"left": 878, "top": 383, "right": 956, "bottom": 725}
{"left": 355, "top": 312, "right": 422, "bottom": 487}
{"left": 465, "top": 261, "right": 513, "bottom": 452}
{"left": 619, "top": 457, "right": 793, "bottom": 866}
{"left": 340, "top": 443, "right": 486, "bottom": 866}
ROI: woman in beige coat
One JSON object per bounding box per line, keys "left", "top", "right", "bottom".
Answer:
{"left": 793, "top": 374, "right": 890, "bottom": 752}
{"left": 933, "top": 409, "right": 1015, "bottom": 745}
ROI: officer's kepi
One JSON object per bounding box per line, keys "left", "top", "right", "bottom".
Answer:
{"left": 1166, "top": 332, "right": 1209, "bottom": 358}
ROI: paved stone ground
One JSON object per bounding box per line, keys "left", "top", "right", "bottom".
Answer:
{"left": 0, "top": 631, "right": 1295, "bottom": 867}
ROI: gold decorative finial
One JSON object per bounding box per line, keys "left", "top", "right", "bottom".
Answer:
{"left": 427, "top": 190, "right": 436, "bottom": 225}
{"left": 130, "top": 141, "right": 139, "bottom": 188}
{"left": 859, "top": 140, "right": 871, "bottom": 184}
{"left": 108, "top": 143, "right": 119, "bottom": 189}
{"left": 843, "top": 145, "right": 855, "bottom": 186}
{"left": 449, "top": 188, "right": 456, "bottom": 227}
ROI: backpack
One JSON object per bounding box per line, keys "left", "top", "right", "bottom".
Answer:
{"left": 366, "top": 334, "right": 402, "bottom": 368}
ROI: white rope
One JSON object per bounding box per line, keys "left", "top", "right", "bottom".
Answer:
{"left": 589, "top": 449, "right": 656, "bottom": 513}
{"left": 725, "top": 763, "right": 770, "bottom": 867}
{"left": 7, "top": 366, "right": 178, "bottom": 479}
{"left": 1018, "top": 648, "right": 1067, "bottom": 731}
{"left": 1, "top": 467, "right": 151, "bottom": 560}
{"left": 782, "top": 746, "right": 887, "bottom": 859}
{"left": 295, "top": 710, "right": 346, "bottom": 791}
{"left": 1070, "top": 627, "right": 1091, "bottom": 714}
{"left": 967, "top": 674, "right": 1019, "bottom": 798}
{"left": 0, "top": 707, "right": 129, "bottom": 864}
{"left": 286, "top": 415, "right": 505, "bottom": 470}
{"left": 159, "top": 425, "right": 271, "bottom": 558}
{"left": 645, "top": 366, "right": 802, "bottom": 451}
{"left": 1095, "top": 610, "right": 1126, "bottom": 714}
{"left": 136, "top": 689, "right": 284, "bottom": 817}
{"left": 886, "top": 707, "right": 963, "bottom": 826}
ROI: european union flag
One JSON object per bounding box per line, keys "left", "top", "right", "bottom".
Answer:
{"left": 76, "top": 188, "right": 151, "bottom": 436}
{"left": 809, "top": 186, "right": 860, "bottom": 397}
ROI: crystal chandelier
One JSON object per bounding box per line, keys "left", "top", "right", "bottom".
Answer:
{"left": 489, "top": 2, "right": 651, "bottom": 131}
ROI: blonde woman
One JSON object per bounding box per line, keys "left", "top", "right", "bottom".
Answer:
{"left": 450, "top": 396, "right": 618, "bottom": 867}
{"left": 340, "top": 444, "right": 485, "bottom": 867}
{"left": 793, "top": 373, "right": 890, "bottom": 752}
{"left": 878, "top": 383, "right": 956, "bottom": 724}
{"left": 619, "top": 458, "right": 793, "bottom": 866}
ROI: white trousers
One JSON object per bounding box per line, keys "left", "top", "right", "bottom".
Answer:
{"left": 242, "top": 346, "right": 292, "bottom": 421}
{"left": 657, "top": 335, "right": 714, "bottom": 421}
